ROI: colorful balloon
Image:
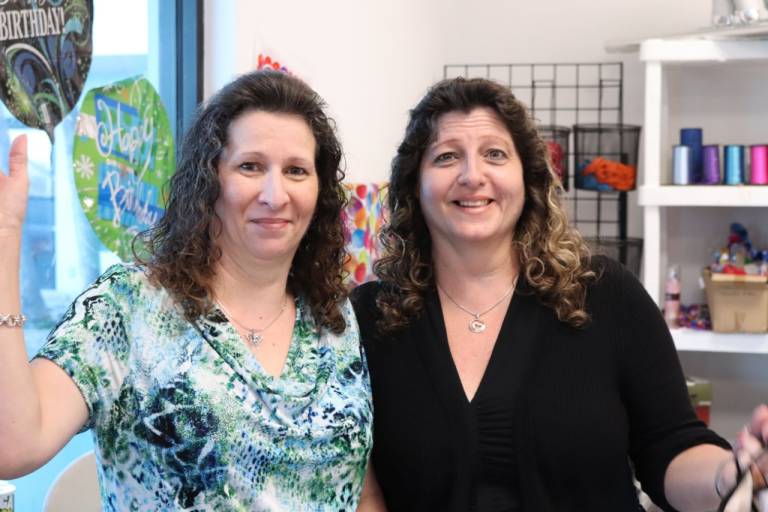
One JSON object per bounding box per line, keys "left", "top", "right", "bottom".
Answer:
{"left": 72, "top": 76, "right": 175, "bottom": 261}
{"left": 0, "top": 0, "right": 93, "bottom": 139}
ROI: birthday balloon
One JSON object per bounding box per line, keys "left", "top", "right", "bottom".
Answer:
{"left": 0, "top": 0, "right": 93, "bottom": 140}
{"left": 73, "top": 76, "right": 175, "bottom": 261}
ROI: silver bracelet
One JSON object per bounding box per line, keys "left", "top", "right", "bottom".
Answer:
{"left": 0, "top": 313, "right": 26, "bottom": 327}
{"left": 715, "top": 452, "right": 742, "bottom": 500}
{"left": 715, "top": 455, "right": 732, "bottom": 499}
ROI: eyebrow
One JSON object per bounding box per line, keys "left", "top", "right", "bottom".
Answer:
{"left": 428, "top": 134, "right": 514, "bottom": 151}
{"left": 428, "top": 136, "right": 459, "bottom": 150}
{"left": 227, "top": 150, "right": 314, "bottom": 167}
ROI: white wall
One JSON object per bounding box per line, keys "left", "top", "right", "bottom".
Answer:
{"left": 203, "top": 0, "right": 708, "bottom": 195}
{"left": 204, "top": 0, "right": 445, "bottom": 187}
{"left": 203, "top": 1, "right": 768, "bottom": 439}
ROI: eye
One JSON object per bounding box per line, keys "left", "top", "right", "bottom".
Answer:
{"left": 486, "top": 148, "right": 508, "bottom": 161}
{"left": 238, "top": 161, "right": 260, "bottom": 172}
{"left": 286, "top": 166, "right": 309, "bottom": 177}
{"left": 434, "top": 152, "right": 458, "bottom": 165}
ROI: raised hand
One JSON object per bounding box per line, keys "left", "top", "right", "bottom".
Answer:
{"left": 738, "top": 404, "right": 768, "bottom": 461}
{"left": 724, "top": 404, "right": 768, "bottom": 497}
{"left": 0, "top": 135, "right": 29, "bottom": 233}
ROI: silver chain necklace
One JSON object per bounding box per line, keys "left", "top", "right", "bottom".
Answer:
{"left": 437, "top": 276, "right": 518, "bottom": 334}
{"left": 217, "top": 296, "right": 288, "bottom": 347}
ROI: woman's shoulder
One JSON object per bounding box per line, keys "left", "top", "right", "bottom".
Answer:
{"left": 349, "top": 281, "right": 383, "bottom": 313}
{"left": 84, "top": 263, "right": 171, "bottom": 312}
{"left": 585, "top": 254, "right": 647, "bottom": 306}
{"left": 349, "top": 281, "right": 384, "bottom": 333}
{"left": 587, "top": 254, "right": 634, "bottom": 285}
{"left": 91, "top": 262, "right": 150, "bottom": 292}
{"left": 97, "top": 262, "right": 143, "bottom": 282}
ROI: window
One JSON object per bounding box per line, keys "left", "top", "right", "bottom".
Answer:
{"left": 6, "top": 1, "right": 201, "bottom": 509}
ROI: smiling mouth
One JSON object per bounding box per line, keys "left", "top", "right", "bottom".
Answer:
{"left": 454, "top": 199, "right": 492, "bottom": 207}
{"left": 251, "top": 218, "right": 291, "bottom": 226}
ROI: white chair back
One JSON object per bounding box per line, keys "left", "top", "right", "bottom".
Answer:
{"left": 44, "top": 450, "right": 101, "bottom": 512}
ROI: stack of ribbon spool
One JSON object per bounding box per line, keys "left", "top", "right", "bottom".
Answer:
{"left": 672, "top": 128, "right": 768, "bottom": 186}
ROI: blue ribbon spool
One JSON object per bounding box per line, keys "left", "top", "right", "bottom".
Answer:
{"left": 680, "top": 128, "right": 703, "bottom": 183}
{"left": 672, "top": 145, "right": 691, "bottom": 185}
{"left": 724, "top": 145, "right": 745, "bottom": 185}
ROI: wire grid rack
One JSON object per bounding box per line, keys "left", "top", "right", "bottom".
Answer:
{"left": 443, "top": 62, "right": 629, "bottom": 240}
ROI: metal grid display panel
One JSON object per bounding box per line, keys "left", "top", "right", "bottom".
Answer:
{"left": 443, "top": 62, "right": 627, "bottom": 240}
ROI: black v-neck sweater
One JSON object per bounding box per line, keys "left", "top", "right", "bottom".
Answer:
{"left": 352, "top": 256, "right": 729, "bottom": 512}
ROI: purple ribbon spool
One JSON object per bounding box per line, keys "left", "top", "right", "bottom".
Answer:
{"left": 702, "top": 145, "right": 721, "bottom": 184}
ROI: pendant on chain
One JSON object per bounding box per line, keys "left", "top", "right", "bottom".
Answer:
{"left": 247, "top": 330, "right": 263, "bottom": 346}
{"left": 469, "top": 317, "right": 487, "bottom": 333}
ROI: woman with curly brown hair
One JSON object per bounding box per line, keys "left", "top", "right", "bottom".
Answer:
{"left": 352, "top": 77, "right": 768, "bottom": 511}
{"left": 0, "top": 71, "right": 372, "bottom": 510}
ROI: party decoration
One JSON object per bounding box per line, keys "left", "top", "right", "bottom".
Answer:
{"left": 72, "top": 76, "right": 174, "bottom": 261}
{"left": 343, "top": 183, "right": 387, "bottom": 287}
{"left": 257, "top": 53, "right": 291, "bottom": 74}
{"left": 0, "top": 0, "right": 93, "bottom": 139}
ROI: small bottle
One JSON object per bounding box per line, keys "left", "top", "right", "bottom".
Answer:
{"left": 664, "top": 265, "right": 681, "bottom": 329}
{"left": 730, "top": 242, "right": 747, "bottom": 268}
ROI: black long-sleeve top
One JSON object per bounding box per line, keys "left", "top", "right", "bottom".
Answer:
{"left": 352, "top": 256, "right": 730, "bottom": 512}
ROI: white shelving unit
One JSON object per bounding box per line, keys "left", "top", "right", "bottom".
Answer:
{"left": 638, "top": 35, "right": 768, "bottom": 354}
{"left": 671, "top": 329, "right": 768, "bottom": 353}
{"left": 639, "top": 185, "right": 768, "bottom": 207}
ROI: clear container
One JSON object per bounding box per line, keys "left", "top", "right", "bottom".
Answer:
{"left": 0, "top": 481, "right": 15, "bottom": 512}
{"left": 733, "top": 0, "right": 762, "bottom": 23}
{"left": 712, "top": 0, "right": 735, "bottom": 26}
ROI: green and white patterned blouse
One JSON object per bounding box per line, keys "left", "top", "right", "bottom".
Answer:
{"left": 35, "top": 264, "right": 373, "bottom": 511}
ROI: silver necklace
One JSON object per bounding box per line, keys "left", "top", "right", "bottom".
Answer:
{"left": 437, "top": 276, "right": 518, "bottom": 334}
{"left": 217, "top": 296, "right": 288, "bottom": 347}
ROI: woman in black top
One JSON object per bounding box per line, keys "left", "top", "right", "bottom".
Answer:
{"left": 353, "top": 77, "right": 768, "bottom": 512}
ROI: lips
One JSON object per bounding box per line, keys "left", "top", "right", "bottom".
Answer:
{"left": 453, "top": 199, "right": 492, "bottom": 207}
{"left": 251, "top": 218, "right": 291, "bottom": 229}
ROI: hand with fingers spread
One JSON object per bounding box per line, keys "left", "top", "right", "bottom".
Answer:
{"left": 712, "top": 404, "right": 768, "bottom": 508}
{"left": 744, "top": 404, "right": 768, "bottom": 451}
{"left": 736, "top": 405, "right": 768, "bottom": 488}
{"left": 0, "top": 135, "right": 29, "bottom": 233}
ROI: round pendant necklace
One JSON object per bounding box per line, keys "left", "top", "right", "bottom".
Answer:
{"left": 437, "top": 276, "right": 518, "bottom": 334}
{"left": 217, "top": 296, "right": 288, "bottom": 347}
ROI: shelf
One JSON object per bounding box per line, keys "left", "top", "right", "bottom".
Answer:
{"left": 639, "top": 38, "right": 768, "bottom": 63}
{"left": 638, "top": 185, "right": 768, "bottom": 207}
{"left": 638, "top": 34, "right": 768, "bottom": 306}
{"left": 672, "top": 328, "right": 768, "bottom": 353}
{"left": 606, "top": 21, "right": 768, "bottom": 53}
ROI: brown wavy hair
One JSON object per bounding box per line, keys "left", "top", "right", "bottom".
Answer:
{"left": 135, "top": 70, "right": 348, "bottom": 333}
{"left": 374, "top": 77, "right": 596, "bottom": 333}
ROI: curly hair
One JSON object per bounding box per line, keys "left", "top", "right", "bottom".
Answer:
{"left": 135, "top": 70, "right": 348, "bottom": 333}
{"left": 374, "top": 77, "right": 595, "bottom": 333}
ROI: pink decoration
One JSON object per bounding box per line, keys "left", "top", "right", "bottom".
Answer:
{"left": 342, "top": 183, "right": 388, "bottom": 287}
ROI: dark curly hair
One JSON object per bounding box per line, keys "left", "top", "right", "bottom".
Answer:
{"left": 374, "top": 77, "right": 595, "bottom": 333}
{"left": 135, "top": 70, "right": 348, "bottom": 333}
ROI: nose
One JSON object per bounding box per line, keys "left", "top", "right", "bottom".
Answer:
{"left": 457, "top": 154, "right": 485, "bottom": 187}
{"left": 259, "top": 167, "right": 289, "bottom": 209}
